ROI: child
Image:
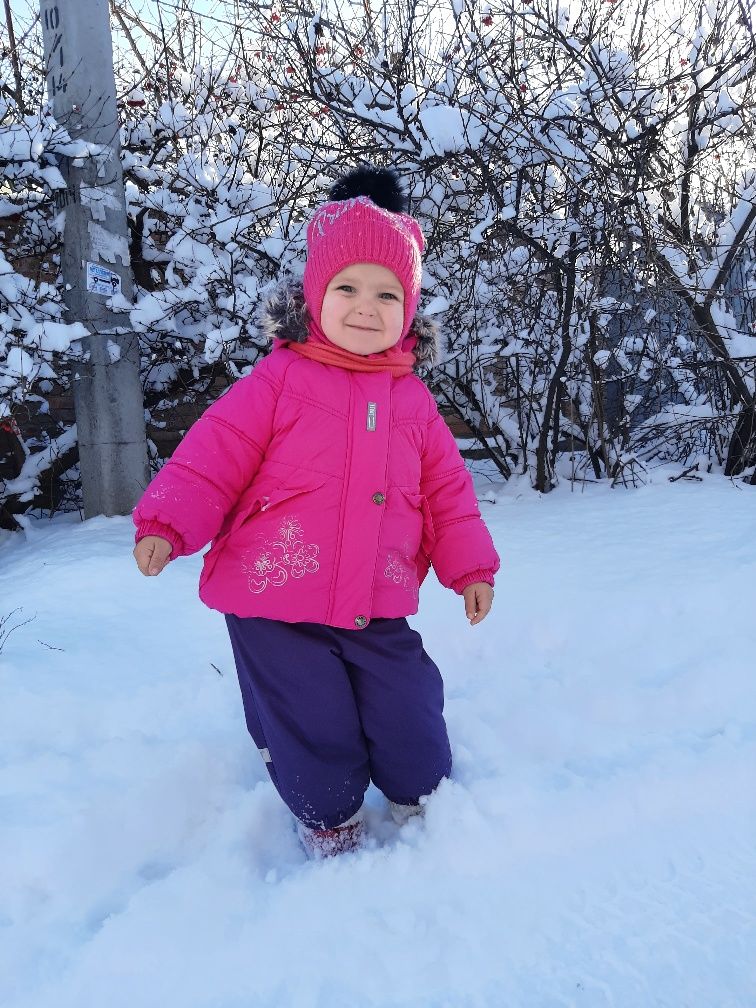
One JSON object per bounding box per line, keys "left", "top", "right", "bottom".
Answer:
{"left": 133, "top": 166, "right": 500, "bottom": 857}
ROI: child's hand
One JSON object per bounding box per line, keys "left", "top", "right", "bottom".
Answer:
{"left": 463, "top": 582, "right": 494, "bottom": 625}
{"left": 133, "top": 535, "right": 173, "bottom": 576}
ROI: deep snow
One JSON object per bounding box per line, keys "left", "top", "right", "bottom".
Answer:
{"left": 1, "top": 475, "right": 755, "bottom": 1007}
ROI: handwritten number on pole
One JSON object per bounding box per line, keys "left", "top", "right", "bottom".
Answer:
{"left": 43, "top": 8, "right": 66, "bottom": 96}
{"left": 44, "top": 6, "right": 60, "bottom": 31}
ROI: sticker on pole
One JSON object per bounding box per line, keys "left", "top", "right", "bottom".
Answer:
{"left": 86, "top": 262, "right": 122, "bottom": 296}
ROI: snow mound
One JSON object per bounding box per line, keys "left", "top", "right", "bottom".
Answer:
{"left": 1, "top": 479, "right": 755, "bottom": 1007}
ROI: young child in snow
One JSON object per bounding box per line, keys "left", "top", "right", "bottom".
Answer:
{"left": 132, "top": 166, "right": 500, "bottom": 857}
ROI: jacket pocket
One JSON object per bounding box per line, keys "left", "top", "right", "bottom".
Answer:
{"left": 419, "top": 495, "right": 436, "bottom": 558}
{"left": 398, "top": 488, "right": 436, "bottom": 559}
{"left": 228, "top": 472, "right": 329, "bottom": 540}
{"left": 257, "top": 473, "right": 329, "bottom": 514}
{"left": 201, "top": 472, "right": 328, "bottom": 586}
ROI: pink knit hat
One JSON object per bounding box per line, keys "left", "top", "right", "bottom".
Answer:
{"left": 303, "top": 167, "right": 425, "bottom": 340}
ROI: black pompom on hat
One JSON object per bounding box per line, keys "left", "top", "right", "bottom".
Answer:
{"left": 329, "top": 165, "right": 408, "bottom": 214}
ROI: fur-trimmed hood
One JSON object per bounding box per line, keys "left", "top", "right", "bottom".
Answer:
{"left": 256, "top": 278, "right": 439, "bottom": 369}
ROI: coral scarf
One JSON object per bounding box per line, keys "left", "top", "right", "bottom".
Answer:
{"left": 282, "top": 321, "right": 417, "bottom": 376}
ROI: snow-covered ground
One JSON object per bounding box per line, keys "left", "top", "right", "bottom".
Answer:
{"left": 2, "top": 475, "right": 755, "bottom": 1008}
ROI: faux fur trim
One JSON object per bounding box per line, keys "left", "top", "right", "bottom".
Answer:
{"left": 256, "top": 278, "right": 439, "bottom": 369}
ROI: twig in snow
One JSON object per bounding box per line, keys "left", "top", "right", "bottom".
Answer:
{"left": 0, "top": 608, "right": 36, "bottom": 655}
{"left": 668, "top": 464, "right": 704, "bottom": 482}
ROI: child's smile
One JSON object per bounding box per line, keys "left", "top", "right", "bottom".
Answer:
{"left": 319, "top": 262, "right": 405, "bottom": 355}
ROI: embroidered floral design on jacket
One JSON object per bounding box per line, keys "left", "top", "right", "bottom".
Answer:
{"left": 243, "top": 515, "right": 320, "bottom": 594}
{"left": 384, "top": 551, "right": 419, "bottom": 602}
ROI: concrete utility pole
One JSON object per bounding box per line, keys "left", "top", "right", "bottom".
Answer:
{"left": 39, "top": 0, "right": 149, "bottom": 518}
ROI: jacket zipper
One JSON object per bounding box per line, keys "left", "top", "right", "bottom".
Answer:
{"left": 327, "top": 380, "right": 354, "bottom": 623}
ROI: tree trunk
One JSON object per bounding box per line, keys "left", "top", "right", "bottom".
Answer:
{"left": 535, "top": 234, "right": 576, "bottom": 493}
{"left": 725, "top": 404, "right": 756, "bottom": 480}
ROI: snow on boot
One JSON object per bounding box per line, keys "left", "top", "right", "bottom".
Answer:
{"left": 388, "top": 800, "right": 424, "bottom": 826}
{"left": 297, "top": 809, "right": 365, "bottom": 859}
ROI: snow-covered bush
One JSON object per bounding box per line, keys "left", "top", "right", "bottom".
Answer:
{"left": 2, "top": 0, "right": 756, "bottom": 528}
{"left": 0, "top": 84, "right": 95, "bottom": 527}
{"left": 203, "top": 0, "right": 756, "bottom": 488}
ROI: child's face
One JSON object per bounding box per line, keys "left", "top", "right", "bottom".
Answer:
{"left": 319, "top": 263, "right": 405, "bottom": 355}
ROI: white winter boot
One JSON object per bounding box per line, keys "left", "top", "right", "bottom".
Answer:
{"left": 297, "top": 807, "right": 365, "bottom": 859}
{"left": 388, "top": 800, "right": 424, "bottom": 826}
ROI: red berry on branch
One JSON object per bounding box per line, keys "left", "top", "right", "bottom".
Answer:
{"left": 482, "top": 15, "right": 493, "bottom": 25}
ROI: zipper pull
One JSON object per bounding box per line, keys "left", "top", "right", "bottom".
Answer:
{"left": 366, "top": 402, "right": 377, "bottom": 432}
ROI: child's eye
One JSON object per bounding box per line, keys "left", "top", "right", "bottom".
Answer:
{"left": 334, "top": 285, "right": 400, "bottom": 301}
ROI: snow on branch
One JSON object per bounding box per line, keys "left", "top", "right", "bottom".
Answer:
{"left": 698, "top": 177, "right": 756, "bottom": 305}
{"left": 3, "top": 426, "right": 78, "bottom": 504}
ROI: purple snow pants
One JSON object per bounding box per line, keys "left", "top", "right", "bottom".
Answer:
{"left": 225, "top": 616, "right": 453, "bottom": 829}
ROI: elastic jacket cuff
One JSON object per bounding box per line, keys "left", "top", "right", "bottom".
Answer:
{"left": 451, "top": 569, "right": 495, "bottom": 594}
{"left": 134, "top": 519, "right": 183, "bottom": 558}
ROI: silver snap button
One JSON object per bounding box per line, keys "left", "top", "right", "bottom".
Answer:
{"left": 372, "top": 492, "right": 385, "bottom": 505}
{"left": 354, "top": 615, "right": 368, "bottom": 628}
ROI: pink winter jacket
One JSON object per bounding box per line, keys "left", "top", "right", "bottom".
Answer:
{"left": 134, "top": 283, "right": 500, "bottom": 630}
